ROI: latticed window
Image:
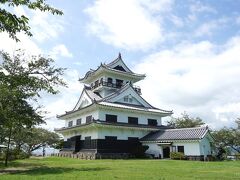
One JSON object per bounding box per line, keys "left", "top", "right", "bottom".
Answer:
{"left": 68, "top": 121, "right": 73, "bottom": 127}
{"left": 76, "top": 118, "right": 81, "bottom": 125}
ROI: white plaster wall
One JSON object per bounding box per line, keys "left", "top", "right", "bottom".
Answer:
{"left": 63, "top": 129, "right": 98, "bottom": 141}
{"left": 97, "top": 127, "right": 150, "bottom": 140}
{"left": 199, "top": 136, "right": 212, "bottom": 157}
{"left": 172, "top": 142, "right": 201, "bottom": 156}
{"left": 64, "top": 110, "right": 99, "bottom": 127}
{"left": 98, "top": 109, "right": 162, "bottom": 125}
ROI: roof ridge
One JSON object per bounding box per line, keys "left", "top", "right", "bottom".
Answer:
{"left": 165, "top": 126, "right": 207, "bottom": 131}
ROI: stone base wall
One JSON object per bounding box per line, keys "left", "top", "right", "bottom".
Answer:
{"left": 55, "top": 151, "right": 131, "bottom": 160}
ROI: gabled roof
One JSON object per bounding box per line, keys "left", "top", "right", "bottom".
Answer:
{"left": 72, "top": 85, "right": 102, "bottom": 111}
{"left": 79, "top": 54, "right": 145, "bottom": 83}
{"left": 141, "top": 126, "right": 211, "bottom": 142}
{"left": 106, "top": 53, "right": 133, "bottom": 73}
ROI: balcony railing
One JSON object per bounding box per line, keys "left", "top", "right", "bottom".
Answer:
{"left": 91, "top": 81, "right": 141, "bottom": 94}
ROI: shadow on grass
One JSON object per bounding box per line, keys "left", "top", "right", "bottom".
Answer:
{"left": 0, "top": 166, "right": 110, "bottom": 175}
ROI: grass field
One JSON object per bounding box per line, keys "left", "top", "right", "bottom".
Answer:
{"left": 0, "top": 157, "right": 240, "bottom": 179}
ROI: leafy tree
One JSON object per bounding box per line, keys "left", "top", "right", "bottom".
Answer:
{"left": 0, "top": 0, "right": 63, "bottom": 41}
{"left": 0, "top": 50, "right": 66, "bottom": 166}
{"left": 12, "top": 127, "right": 61, "bottom": 156}
{"left": 167, "top": 112, "right": 205, "bottom": 128}
{"left": 212, "top": 127, "right": 240, "bottom": 153}
{"left": 236, "top": 118, "right": 240, "bottom": 129}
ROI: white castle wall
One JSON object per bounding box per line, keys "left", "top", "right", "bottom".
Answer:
{"left": 98, "top": 109, "right": 162, "bottom": 125}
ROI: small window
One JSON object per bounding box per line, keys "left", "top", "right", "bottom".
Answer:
{"left": 107, "top": 78, "right": 113, "bottom": 84}
{"left": 178, "top": 146, "right": 184, "bottom": 153}
{"left": 106, "top": 114, "right": 117, "bottom": 123}
{"left": 116, "top": 79, "right": 123, "bottom": 88}
{"left": 68, "top": 121, "right": 73, "bottom": 127}
{"left": 86, "top": 115, "right": 92, "bottom": 123}
{"left": 84, "top": 136, "right": 91, "bottom": 149}
{"left": 128, "top": 117, "right": 138, "bottom": 125}
{"left": 129, "top": 98, "right": 133, "bottom": 103}
{"left": 105, "top": 136, "right": 117, "bottom": 141}
{"left": 124, "top": 96, "right": 128, "bottom": 102}
{"left": 148, "top": 119, "right": 157, "bottom": 126}
{"left": 76, "top": 118, "right": 82, "bottom": 125}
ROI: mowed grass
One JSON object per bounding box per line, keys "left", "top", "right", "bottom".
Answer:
{"left": 0, "top": 157, "right": 240, "bottom": 180}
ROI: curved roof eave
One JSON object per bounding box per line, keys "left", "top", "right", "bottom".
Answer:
{"left": 79, "top": 64, "right": 145, "bottom": 83}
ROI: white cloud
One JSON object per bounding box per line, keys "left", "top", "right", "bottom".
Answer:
{"left": 0, "top": 32, "right": 42, "bottom": 55}
{"left": 134, "top": 37, "right": 240, "bottom": 129}
{"left": 187, "top": 1, "right": 216, "bottom": 23}
{"left": 194, "top": 18, "right": 229, "bottom": 37}
{"left": 50, "top": 44, "right": 73, "bottom": 59}
{"left": 85, "top": 0, "right": 174, "bottom": 51}
{"left": 30, "top": 10, "right": 65, "bottom": 43}
{"left": 190, "top": 1, "right": 217, "bottom": 14}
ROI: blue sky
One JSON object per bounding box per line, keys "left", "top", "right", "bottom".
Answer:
{"left": 1, "top": 0, "right": 240, "bottom": 130}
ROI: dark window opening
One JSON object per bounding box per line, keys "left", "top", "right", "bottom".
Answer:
{"left": 148, "top": 119, "right": 157, "bottom": 126}
{"left": 84, "top": 136, "right": 91, "bottom": 149}
{"left": 107, "top": 77, "right": 113, "bottom": 84}
{"left": 76, "top": 119, "right": 81, "bottom": 125}
{"left": 86, "top": 115, "right": 92, "bottom": 123}
{"left": 106, "top": 114, "right": 117, "bottom": 123}
{"left": 128, "top": 117, "right": 138, "bottom": 125}
{"left": 113, "top": 65, "right": 126, "bottom": 72}
{"left": 105, "top": 136, "right": 117, "bottom": 141}
{"left": 177, "top": 146, "right": 184, "bottom": 153}
{"left": 116, "top": 79, "right": 123, "bottom": 88}
{"left": 128, "top": 137, "right": 139, "bottom": 141}
{"left": 68, "top": 121, "right": 73, "bottom": 127}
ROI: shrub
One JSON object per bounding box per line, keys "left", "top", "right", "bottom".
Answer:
{"left": 0, "top": 149, "right": 30, "bottom": 161}
{"left": 236, "top": 153, "right": 240, "bottom": 160}
{"left": 170, "top": 152, "right": 185, "bottom": 160}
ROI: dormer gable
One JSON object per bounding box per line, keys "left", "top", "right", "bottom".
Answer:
{"left": 72, "top": 89, "right": 93, "bottom": 111}
{"left": 106, "top": 53, "right": 133, "bottom": 73}
{"left": 102, "top": 83, "right": 153, "bottom": 108}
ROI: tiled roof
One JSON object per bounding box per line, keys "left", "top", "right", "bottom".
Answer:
{"left": 98, "top": 101, "right": 173, "bottom": 114}
{"left": 85, "top": 87, "right": 102, "bottom": 101}
{"left": 140, "top": 126, "right": 209, "bottom": 141}
{"left": 55, "top": 119, "right": 170, "bottom": 132}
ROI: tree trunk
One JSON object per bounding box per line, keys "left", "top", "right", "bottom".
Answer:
{"left": 5, "top": 126, "right": 12, "bottom": 167}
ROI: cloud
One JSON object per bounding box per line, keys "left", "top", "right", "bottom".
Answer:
{"left": 134, "top": 37, "right": 240, "bottom": 129}
{"left": 194, "top": 18, "right": 230, "bottom": 37}
{"left": 50, "top": 44, "right": 73, "bottom": 59}
{"left": 85, "top": 0, "right": 174, "bottom": 51}
{"left": 187, "top": 1, "right": 216, "bottom": 22}
{"left": 30, "top": 10, "right": 65, "bottom": 43}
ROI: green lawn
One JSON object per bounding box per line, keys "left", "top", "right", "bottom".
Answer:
{"left": 0, "top": 157, "right": 240, "bottom": 179}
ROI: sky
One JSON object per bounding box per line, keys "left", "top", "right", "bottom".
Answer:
{"left": 1, "top": 0, "right": 240, "bottom": 130}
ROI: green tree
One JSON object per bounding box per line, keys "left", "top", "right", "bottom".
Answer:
{"left": 0, "top": 50, "right": 66, "bottom": 166}
{"left": 167, "top": 112, "right": 205, "bottom": 128}
{"left": 236, "top": 118, "right": 240, "bottom": 129}
{"left": 212, "top": 127, "right": 240, "bottom": 153}
{"left": 0, "top": 0, "right": 63, "bottom": 41}
{"left": 12, "top": 127, "right": 61, "bottom": 156}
